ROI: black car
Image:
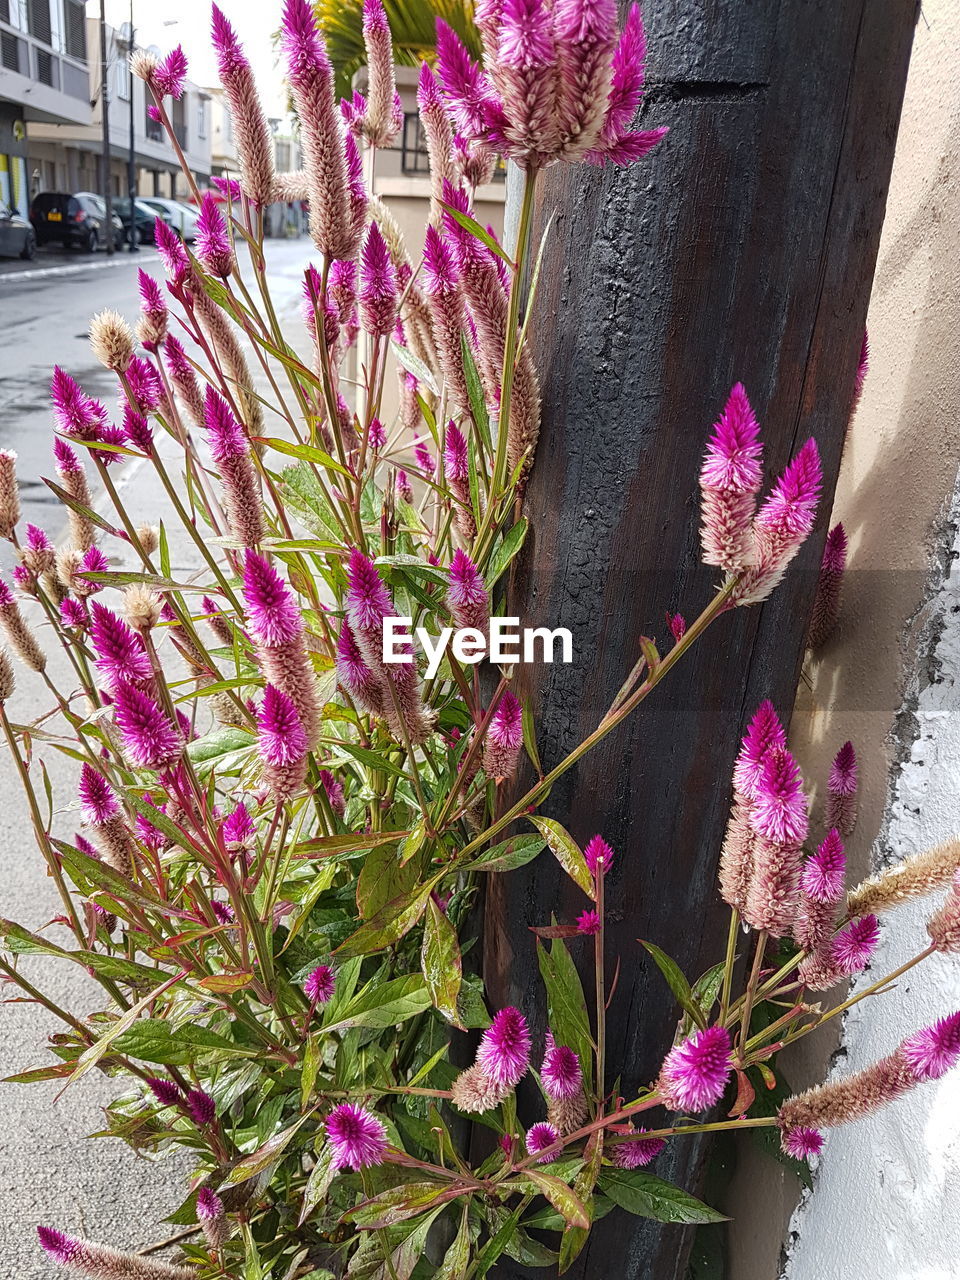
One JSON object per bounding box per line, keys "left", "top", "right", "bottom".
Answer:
{"left": 110, "top": 197, "right": 172, "bottom": 245}
{"left": 29, "top": 192, "right": 121, "bottom": 252}
{"left": 0, "top": 204, "right": 35, "bottom": 259}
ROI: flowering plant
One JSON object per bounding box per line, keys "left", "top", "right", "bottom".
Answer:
{"left": 1, "top": 3, "right": 957, "bottom": 1279}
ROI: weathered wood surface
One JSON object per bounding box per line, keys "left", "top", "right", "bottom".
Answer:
{"left": 486, "top": 3, "right": 918, "bottom": 1276}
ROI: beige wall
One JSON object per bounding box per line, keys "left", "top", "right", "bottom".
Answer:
{"left": 728, "top": 3, "right": 960, "bottom": 1274}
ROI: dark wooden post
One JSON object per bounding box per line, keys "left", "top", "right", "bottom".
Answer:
{"left": 486, "top": 3, "right": 917, "bottom": 1276}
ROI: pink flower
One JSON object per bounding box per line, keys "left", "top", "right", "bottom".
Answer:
{"left": 576, "top": 908, "right": 601, "bottom": 934}
{"left": 699, "top": 383, "right": 764, "bottom": 573}
{"left": 832, "top": 915, "right": 880, "bottom": 976}
{"left": 396, "top": 469, "right": 414, "bottom": 504}
{"left": 112, "top": 682, "right": 182, "bottom": 770}
{"left": 147, "top": 1077, "right": 183, "bottom": 1107}
{"left": 90, "top": 601, "right": 152, "bottom": 690}
{"left": 447, "top": 549, "right": 488, "bottom": 633}
{"left": 808, "top": 521, "right": 848, "bottom": 651}
{"left": 802, "top": 830, "right": 846, "bottom": 903}
{"left": 196, "top": 191, "right": 234, "bottom": 277}
{"left": 368, "top": 417, "right": 387, "bottom": 449}
{"left": 135, "top": 794, "right": 168, "bottom": 851}
{"left": 733, "top": 440, "right": 822, "bottom": 606}
{"left": 335, "top": 622, "right": 384, "bottom": 715}
{"left": 154, "top": 215, "right": 190, "bottom": 283}
{"left": 304, "top": 963, "right": 335, "bottom": 1004}
{"left": 78, "top": 764, "right": 120, "bottom": 826}
{"left": 477, "top": 1007, "right": 531, "bottom": 1088}
{"left": 666, "top": 612, "right": 686, "bottom": 642}
{"left": 732, "top": 701, "right": 787, "bottom": 800}
{"left": 257, "top": 685, "right": 307, "bottom": 766}
{"left": 325, "top": 1102, "right": 388, "bottom": 1171}
{"left": 444, "top": 422, "right": 469, "bottom": 483}
{"left": 186, "top": 1088, "right": 216, "bottom": 1125}
{"left": 659, "top": 1026, "right": 733, "bottom": 1112}
{"left": 196, "top": 1187, "right": 224, "bottom": 1222}
{"left": 60, "top": 598, "right": 88, "bottom": 629}
{"left": 221, "top": 802, "right": 255, "bottom": 851}
{"left": 612, "top": 1129, "right": 666, "bottom": 1168}
{"left": 525, "top": 1120, "right": 559, "bottom": 1163}
{"left": 541, "top": 1042, "right": 582, "bottom": 1099}
{"left": 320, "top": 768, "right": 345, "bottom": 816}
{"left": 902, "top": 1011, "right": 960, "bottom": 1081}
{"left": 781, "top": 1126, "right": 823, "bottom": 1160}
{"left": 414, "top": 434, "right": 435, "bottom": 475}
{"left": 749, "top": 747, "right": 808, "bottom": 846}
{"left": 211, "top": 5, "right": 275, "bottom": 207}
{"left": 153, "top": 44, "right": 188, "bottom": 98}
{"left": 211, "top": 176, "right": 241, "bottom": 202}
{"left": 826, "top": 740, "right": 858, "bottom": 837}
{"left": 345, "top": 548, "right": 393, "bottom": 633}
{"left": 584, "top": 834, "right": 613, "bottom": 878}
{"left": 359, "top": 222, "right": 398, "bottom": 337}
{"left": 243, "top": 551, "right": 303, "bottom": 647}
{"left": 483, "top": 688, "right": 523, "bottom": 781}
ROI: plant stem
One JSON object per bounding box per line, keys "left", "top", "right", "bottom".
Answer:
{"left": 738, "top": 930, "right": 768, "bottom": 1060}
{"left": 718, "top": 908, "right": 739, "bottom": 1025}
{"left": 595, "top": 870, "right": 606, "bottom": 1109}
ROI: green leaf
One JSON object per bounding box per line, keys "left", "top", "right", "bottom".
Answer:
{"left": 335, "top": 877, "right": 439, "bottom": 957}
{"left": 324, "top": 973, "right": 432, "bottom": 1033}
{"left": 640, "top": 941, "right": 705, "bottom": 1030}
{"left": 293, "top": 830, "right": 403, "bottom": 860}
{"left": 112, "top": 1018, "right": 257, "bottom": 1065}
{"left": 487, "top": 518, "right": 529, "bottom": 588}
{"left": 474, "top": 1200, "right": 525, "bottom": 1277}
{"left": 298, "top": 1145, "right": 336, "bottom": 1225}
{"left": 518, "top": 1172, "right": 590, "bottom": 1230}
{"left": 356, "top": 841, "right": 418, "bottom": 921}
{"left": 258, "top": 435, "right": 352, "bottom": 477}
{"left": 65, "top": 971, "right": 186, "bottom": 1092}
{"left": 441, "top": 202, "right": 514, "bottom": 267}
{"left": 187, "top": 726, "right": 254, "bottom": 763}
{"left": 421, "top": 897, "right": 463, "bottom": 1026}
{"left": 529, "top": 817, "right": 594, "bottom": 899}
{"left": 559, "top": 1131, "right": 603, "bottom": 1272}
{"left": 537, "top": 938, "right": 593, "bottom": 1093}
{"left": 597, "top": 1169, "right": 727, "bottom": 1225}
{"left": 522, "top": 698, "right": 542, "bottom": 776}
{"left": 400, "top": 820, "right": 428, "bottom": 867}
{"left": 435, "top": 1202, "right": 472, "bottom": 1279}
{"left": 390, "top": 342, "right": 439, "bottom": 396}
{"left": 466, "top": 834, "right": 546, "bottom": 873}
{"left": 227, "top": 1116, "right": 310, "bottom": 1184}
{"left": 344, "top": 1181, "right": 454, "bottom": 1229}
{"left": 460, "top": 336, "right": 492, "bottom": 456}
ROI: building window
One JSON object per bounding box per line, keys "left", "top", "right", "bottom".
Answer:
{"left": 63, "top": 0, "right": 84, "bottom": 61}
{"left": 172, "top": 97, "right": 187, "bottom": 149}
{"left": 1, "top": 29, "right": 24, "bottom": 73}
{"left": 145, "top": 100, "right": 163, "bottom": 142}
{"left": 27, "top": 0, "right": 51, "bottom": 46}
{"left": 34, "top": 44, "right": 57, "bottom": 86}
{"left": 197, "top": 98, "right": 207, "bottom": 139}
{"left": 114, "top": 53, "right": 128, "bottom": 100}
{"left": 400, "top": 112, "right": 429, "bottom": 177}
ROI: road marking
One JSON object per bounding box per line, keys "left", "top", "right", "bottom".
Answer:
{"left": 1, "top": 251, "right": 159, "bottom": 284}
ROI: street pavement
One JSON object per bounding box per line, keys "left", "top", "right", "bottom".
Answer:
{"left": 0, "top": 236, "right": 316, "bottom": 1273}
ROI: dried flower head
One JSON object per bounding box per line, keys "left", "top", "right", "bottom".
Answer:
{"left": 0, "top": 577, "right": 46, "bottom": 672}
{"left": 847, "top": 840, "right": 960, "bottom": 918}
{"left": 450, "top": 1063, "right": 511, "bottom": 1113}
{"left": 927, "top": 871, "right": 960, "bottom": 954}
{"left": 123, "top": 584, "right": 162, "bottom": 632}
{"left": 89, "top": 309, "right": 135, "bottom": 373}
{"left": 0, "top": 449, "right": 19, "bottom": 539}
{"left": 38, "top": 1226, "right": 195, "bottom": 1278}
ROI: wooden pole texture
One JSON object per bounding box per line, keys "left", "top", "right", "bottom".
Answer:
{"left": 486, "top": 3, "right": 918, "bottom": 1276}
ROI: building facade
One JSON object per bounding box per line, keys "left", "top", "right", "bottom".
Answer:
{"left": 0, "top": 0, "right": 91, "bottom": 214}
{"left": 25, "top": 16, "right": 210, "bottom": 204}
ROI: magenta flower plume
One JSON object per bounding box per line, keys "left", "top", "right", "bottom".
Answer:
{"left": 211, "top": 5, "right": 275, "bottom": 206}
{"left": 325, "top": 1102, "right": 388, "bottom": 1171}
{"left": 576, "top": 908, "right": 601, "bottom": 935}
{"left": 78, "top": 764, "right": 120, "bottom": 826}
{"left": 122, "top": 406, "right": 153, "bottom": 453}
{"left": 447, "top": 549, "right": 488, "bottom": 633}
{"left": 126, "top": 356, "right": 162, "bottom": 415}
{"left": 699, "top": 382, "right": 763, "bottom": 573}
{"left": 541, "top": 1042, "right": 582, "bottom": 1100}
{"left": 396, "top": 469, "right": 414, "bottom": 504}
{"left": 612, "top": 1129, "right": 667, "bottom": 1168}
{"left": 154, "top": 215, "right": 190, "bottom": 284}
{"left": 345, "top": 548, "right": 393, "bottom": 632}
{"left": 584, "top": 834, "right": 614, "bottom": 877}
{"left": 196, "top": 1187, "right": 224, "bottom": 1222}
{"left": 667, "top": 612, "right": 686, "bottom": 642}
{"left": 222, "top": 802, "right": 255, "bottom": 851}
{"left": 60, "top": 598, "right": 88, "bottom": 628}
{"left": 50, "top": 367, "right": 121, "bottom": 462}
{"left": 734, "top": 439, "right": 822, "bottom": 606}
{"left": 802, "top": 830, "right": 846, "bottom": 903}
{"left": 826, "top": 740, "right": 858, "bottom": 836}
{"left": 211, "top": 899, "right": 234, "bottom": 925}
{"left": 39, "top": 1225, "right": 194, "bottom": 1277}
{"left": 477, "top": 1006, "right": 531, "bottom": 1088}
{"left": 414, "top": 434, "right": 435, "bottom": 475}
{"left": 154, "top": 44, "right": 188, "bottom": 98}
{"left": 89, "top": 601, "right": 152, "bottom": 690}
{"left": 329, "top": 258, "right": 357, "bottom": 320}
{"left": 186, "top": 1088, "right": 216, "bottom": 1126}
{"left": 147, "top": 1077, "right": 182, "bottom": 1107}
{"left": 135, "top": 795, "right": 167, "bottom": 852}
{"left": 196, "top": 191, "right": 234, "bottom": 278}
{"left": 320, "top": 767, "right": 345, "bottom": 816}
{"left": 368, "top": 417, "right": 387, "bottom": 449}
{"left": 137, "top": 269, "right": 165, "bottom": 315}
{"left": 808, "top": 522, "right": 848, "bottom": 650}
{"left": 258, "top": 684, "right": 307, "bottom": 766}
{"left": 335, "top": 621, "right": 384, "bottom": 716}
{"left": 750, "top": 747, "right": 808, "bottom": 846}
{"left": 444, "top": 422, "right": 469, "bottom": 483}
{"left": 525, "top": 1121, "right": 559, "bottom": 1163}
{"left": 902, "top": 1011, "right": 960, "bottom": 1081}
{"left": 782, "top": 1126, "right": 823, "bottom": 1160}
{"left": 832, "top": 914, "right": 880, "bottom": 976}
{"left": 23, "top": 523, "right": 54, "bottom": 570}
{"left": 204, "top": 389, "right": 264, "bottom": 546}
{"left": 112, "top": 681, "right": 182, "bottom": 769}
{"left": 359, "top": 222, "right": 398, "bottom": 338}
{"left": 243, "top": 551, "right": 303, "bottom": 647}
{"left": 659, "top": 1025, "right": 733, "bottom": 1113}
{"left": 731, "top": 701, "right": 787, "bottom": 801}
{"left": 304, "top": 963, "right": 335, "bottom": 1004}
{"left": 483, "top": 688, "right": 523, "bottom": 782}
{"left": 38, "top": 1226, "right": 83, "bottom": 1267}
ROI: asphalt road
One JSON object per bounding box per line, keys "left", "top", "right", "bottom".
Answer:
{"left": 0, "top": 237, "right": 316, "bottom": 1273}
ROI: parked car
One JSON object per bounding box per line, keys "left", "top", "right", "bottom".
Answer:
{"left": 139, "top": 197, "right": 199, "bottom": 243}
{"left": 29, "top": 192, "right": 121, "bottom": 253}
{"left": 110, "top": 196, "right": 173, "bottom": 245}
{"left": 0, "top": 204, "right": 36, "bottom": 259}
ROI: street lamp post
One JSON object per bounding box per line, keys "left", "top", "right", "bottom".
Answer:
{"left": 98, "top": 0, "right": 114, "bottom": 254}
{"left": 127, "top": 0, "right": 137, "bottom": 252}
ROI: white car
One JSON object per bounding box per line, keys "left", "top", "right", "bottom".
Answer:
{"left": 140, "top": 197, "right": 199, "bottom": 243}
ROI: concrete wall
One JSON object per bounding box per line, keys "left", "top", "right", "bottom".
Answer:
{"left": 728, "top": 3, "right": 960, "bottom": 1274}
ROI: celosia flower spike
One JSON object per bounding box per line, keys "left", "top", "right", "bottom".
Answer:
{"left": 361, "top": 0, "right": 400, "bottom": 147}
{"left": 541, "top": 1042, "right": 582, "bottom": 1100}
{"left": 658, "top": 1026, "right": 733, "bottom": 1112}
{"left": 0, "top": 449, "right": 19, "bottom": 539}
{"left": 325, "top": 1102, "right": 388, "bottom": 1171}
{"left": 211, "top": 5, "right": 275, "bottom": 205}
{"left": 89, "top": 601, "right": 152, "bottom": 690}
{"left": 304, "top": 963, "right": 335, "bottom": 1004}
{"left": 781, "top": 1126, "right": 823, "bottom": 1161}
{"left": 186, "top": 1088, "right": 216, "bottom": 1126}
{"left": 146, "top": 1077, "right": 182, "bottom": 1108}
{"left": 78, "top": 764, "right": 120, "bottom": 826}
{"left": 204, "top": 388, "right": 264, "bottom": 546}
{"left": 359, "top": 222, "right": 398, "bottom": 337}
{"left": 584, "top": 834, "right": 613, "bottom": 878}
{"left": 153, "top": 44, "right": 188, "bottom": 99}
{"left": 38, "top": 1226, "right": 194, "bottom": 1278}
{"left": 807, "top": 523, "right": 847, "bottom": 650}
{"left": 927, "top": 869, "right": 960, "bottom": 954}
{"left": 902, "top": 1011, "right": 960, "bottom": 1081}
{"left": 832, "top": 914, "right": 880, "bottom": 976}
{"left": 699, "top": 383, "right": 763, "bottom": 573}
{"left": 749, "top": 747, "right": 808, "bottom": 846}
{"left": 196, "top": 191, "right": 234, "bottom": 278}
{"left": 476, "top": 1006, "right": 531, "bottom": 1088}
{"left": 257, "top": 684, "right": 308, "bottom": 800}
{"left": 733, "top": 440, "right": 823, "bottom": 607}
{"left": 112, "top": 681, "right": 183, "bottom": 770}
{"left": 576, "top": 908, "right": 601, "bottom": 934}
{"left": 525, "top": 1121, "right": 559, "bottom": 1163}
{"left": 483, "top": 688, "right": 523, "bottom": 782}
{"left": 447, "top": 549, "right": 488, "bottom": 634}
{"left": 731, "top": 701, "right": 787, "bottom": 800}
{"left": 243, "top": 551, "right": 302, "bottom": 647}
{"left": 196, "top": 1186, "right": 228, "bottom": 1251}
{"left": 847, "top": 840, "right": 960, "bottom": 918}
{"left": 612, "top": 1129, "right": 667, "bottom": 1168}
{"left": 826, "top": 740, "right": 858, "bottom": 836}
